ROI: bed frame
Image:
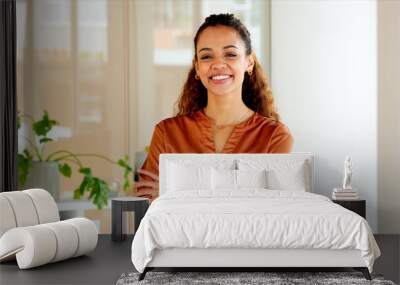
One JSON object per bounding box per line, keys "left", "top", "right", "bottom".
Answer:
{"left": 140, "top": 248, "right": 371, "bottom": 280}
{"left": 138, "top": 154, "right": 372, "bottom": 281}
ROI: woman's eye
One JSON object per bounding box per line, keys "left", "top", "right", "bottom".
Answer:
{"left": 200, "top": 55, "right": 212, "bottom": 60}
{"left": 226, "top": 53, "right": 237, "bottom": 58}
{"left": 199, "top": 53, "right": 236, "bottom": 60}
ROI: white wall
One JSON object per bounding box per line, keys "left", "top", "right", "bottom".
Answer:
{"left": 271, "top": 0, "right": 378, "bottom": 231}
{"left": 378, "top": 0, "right": 400, "bottom": 234}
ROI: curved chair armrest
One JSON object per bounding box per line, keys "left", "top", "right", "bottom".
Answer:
{"left": 0, "top": 218, "right": 98, "bottom": 269}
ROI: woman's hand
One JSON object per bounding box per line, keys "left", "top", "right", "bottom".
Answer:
{"left": 132, "top": 169, "right": 159, "bottom": 202}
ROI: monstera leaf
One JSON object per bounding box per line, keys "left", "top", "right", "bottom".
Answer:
{"left": 74, "top": 167, "right": 109, "bottom": 209}
{"left": 32, "top": 110, "right": 58, "bottom": 143}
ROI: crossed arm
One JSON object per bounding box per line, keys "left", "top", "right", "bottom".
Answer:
{"left": 132, "top": 169, "right": 159, "bottom": 202}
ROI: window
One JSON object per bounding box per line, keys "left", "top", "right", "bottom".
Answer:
{"left": 17, "top": 0, "right": 270, "bottom": 233}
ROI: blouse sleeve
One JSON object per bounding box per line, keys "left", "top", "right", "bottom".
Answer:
{"left": 139, "top": 121, "right": 165, "bottom": 182}
{"left": 267, "top": 123, "right": 293, "bottom": 153}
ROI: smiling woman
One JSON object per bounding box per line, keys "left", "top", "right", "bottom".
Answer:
{"left": 133, "top": 14, "right": 293, "bottom": 201}
{"left": 195, "top": 25, "right": 254, "bottom": 108}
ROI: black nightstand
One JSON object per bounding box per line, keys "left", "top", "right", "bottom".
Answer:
{"left": 332, "top": 199, "right": 366, "bottom": 218}
{"left": 111, "top": 197, "right": 150, "bottom": 242}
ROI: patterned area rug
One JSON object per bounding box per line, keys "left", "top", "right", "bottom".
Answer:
{"left": 116, "top": 271, "right": 396, "bottom": 285}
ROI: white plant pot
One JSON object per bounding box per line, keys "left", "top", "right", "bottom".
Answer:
{"left": 23, "top": 161, "right": 59, "bottom": 201}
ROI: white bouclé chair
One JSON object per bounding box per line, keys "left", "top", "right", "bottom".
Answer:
{"left": 0, "top": 189, "right": 98, "bottom": 269}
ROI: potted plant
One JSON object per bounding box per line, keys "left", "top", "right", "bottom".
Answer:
{"left": 18, "top": 110, "right": 134, "bottom": 209}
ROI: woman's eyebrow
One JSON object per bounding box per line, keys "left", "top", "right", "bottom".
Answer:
{"left": 223, "top": 45, "right": 239, "bottom": 50}
{"left": 198, "top": 45, "right": 239, "bottom": 53}
{"left": 198, "top": 47, "right": 212, "bottom": 53}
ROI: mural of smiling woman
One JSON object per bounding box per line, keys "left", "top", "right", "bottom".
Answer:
{"left": 133, "top": 14, "right": 293, "bottom": 201}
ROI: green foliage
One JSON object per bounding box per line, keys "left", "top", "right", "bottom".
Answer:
{"left": 58, "top": 163, "right": 72, "bottom": 178}
{"left": 117, "top": 155, "right": 133, "bottom": 192}
{"left": 39, "top": 137, "right": 53, "bottom": 144}
{"left": 74, "top": 168, "right": 109, "bottom": 209}
{"left": 17, "top": 149, "right": 33, "bottom": 186}
{"left": 32, "top": 110, "right": 58, "bottom": 138}
{"left": 17, "top": 110, "right": 135, "bottom": 209}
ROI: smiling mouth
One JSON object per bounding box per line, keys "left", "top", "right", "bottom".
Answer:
{"left": 209, "top": 74, "right": 233, "bottom": 81}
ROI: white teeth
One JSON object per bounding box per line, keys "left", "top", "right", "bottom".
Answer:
{"left": 212, "top": 75, "right": 230, "bottom": 80}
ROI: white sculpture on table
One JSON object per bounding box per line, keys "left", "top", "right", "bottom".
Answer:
{"left": 342, "top": 156, "right": 353, "bottom": 190}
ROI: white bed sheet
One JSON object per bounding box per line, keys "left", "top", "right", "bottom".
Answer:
{"left": 131, "top": 190, "right": 380, "bottom": 273}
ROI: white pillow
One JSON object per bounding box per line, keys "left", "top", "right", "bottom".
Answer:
{"left": 167, "top": 159, "right": 235, "bottom": 170}
{"left": 167, "top": 162, "right": 212, "bottom": 191}
{"left": 237, "top": 159, "right": 309, "bottom": 191}
{"left": 266, "top": 163, "right": 307, "bottom": 191}
{"left": 211, "top": 169, "right": 268, "bottom": 190}
{"left": 212, "top": 168, "right": 236, "bottom": 190}
{"left": 237, "top": 169, "right": 267, "bottom": 188}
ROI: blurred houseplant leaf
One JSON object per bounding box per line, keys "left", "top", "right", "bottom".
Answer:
{"left": 17, "top": 149, "right": 33, "bottom": 186}
{"left": 18, "top": 110, "right": 135, "bottom": 209}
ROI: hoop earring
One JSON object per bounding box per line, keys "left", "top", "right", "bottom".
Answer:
{"left": 195, "top": 74, "right": 200, "bottom": 80}
{"left": 247, "top": 69, "right": 253, "bottom": 76}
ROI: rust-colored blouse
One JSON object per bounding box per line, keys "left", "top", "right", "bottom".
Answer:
{"left": 139, "top": 110, "right": 293, "bottom": 182}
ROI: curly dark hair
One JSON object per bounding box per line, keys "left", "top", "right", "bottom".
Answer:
{"left": 175, "top": 13, "right": 279, "bottom": 121}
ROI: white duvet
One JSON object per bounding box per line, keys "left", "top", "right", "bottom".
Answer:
{"left": 131, "top": 190, "right": 380, "bottom": 273}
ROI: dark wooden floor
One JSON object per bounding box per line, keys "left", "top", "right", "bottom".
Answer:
{"left": 374, "top": 235, "right": 400, "bottom": 284}
{"left": 0, "top": 235, "right": 135, "bottom": 285}
{"left": 0, "top": 235, "right": 398, "bottom": 285}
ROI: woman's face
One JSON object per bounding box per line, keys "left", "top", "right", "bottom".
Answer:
{"left": 195, "top": 25, "right": 254, "bottom": 98}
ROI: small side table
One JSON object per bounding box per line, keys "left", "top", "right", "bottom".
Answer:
{"left": 333, "top": 199, "right": 366, "bottom": 219}
{"left": 112, "top": 197, "right": 150, "bottom": 242}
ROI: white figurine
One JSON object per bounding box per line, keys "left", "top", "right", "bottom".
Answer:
{"left": 342, "top": 156, "right": 353, "bottom": 190}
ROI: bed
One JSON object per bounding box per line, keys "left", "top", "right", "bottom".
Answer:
{"left": 131, "top": 153, "right": 380, "bottom": 281}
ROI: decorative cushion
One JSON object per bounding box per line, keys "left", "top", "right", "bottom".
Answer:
{"left": 237, "top": 169, "right": 267, "bottom": 188}
{"left": 237, "top": 158, "right": 310, "bottom": 191}
{"left": 167, "top": 162, "right": 212, "bottom": 191}
{"left": 212, "top": 168, "right": 237, "bottom": 190}
{"left": 266, "top": 164, "right": 307, "bottom": 191}
{"left": 211, "top": 169, "right": 268, "bottom": 190}
{"left": 160, "top": 154, "right": 313, "bottom": 194}
{"left": 166, "top": 159, "right": 235, "bottom": 170}
{"left": 159, "top": 155, "right": 236, "bottom": 195}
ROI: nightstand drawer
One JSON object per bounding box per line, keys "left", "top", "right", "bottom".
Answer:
{"left": 333, "top": 200, "right": 366, "bottom": 219}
